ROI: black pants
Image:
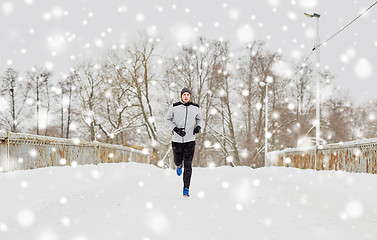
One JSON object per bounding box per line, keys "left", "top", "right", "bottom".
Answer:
{"left": 172, "top": 141, "right": 196, "bottom": 189}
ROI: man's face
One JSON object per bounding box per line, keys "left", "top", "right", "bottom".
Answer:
{"left": 182, "top": 92, "right": 191, "bottom": 103}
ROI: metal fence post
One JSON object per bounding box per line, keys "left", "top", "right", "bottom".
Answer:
{"left": 7, "top": 131, "right": 11, "bottom": 171}
{"left": 98, "top": 144, "right": 101, "bottom": 165}
{"left": 314, "top": 146, "right": 318, "bottom": 170}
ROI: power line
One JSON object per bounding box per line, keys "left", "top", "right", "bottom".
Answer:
{"left": 298, "top": 1, "right": 377, "bottom": 69}
{"left": 302, "top": 49, "right": 314, "bottom": 65}
{"left": 280, "top": 1, "right": 377, "bottom": 82}
{"left": 314, "top": 1, "right": 377, "bottom": 51}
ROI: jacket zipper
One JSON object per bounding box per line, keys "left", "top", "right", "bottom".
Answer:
{"left": 183, "top": 105, "right": 188, "bottom": 143}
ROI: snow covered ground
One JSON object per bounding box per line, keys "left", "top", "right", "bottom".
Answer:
{"left": 0, "top": 162, "right": 376, "bottom": 240}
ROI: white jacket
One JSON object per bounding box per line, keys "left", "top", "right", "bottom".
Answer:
{"left": 165, "top": 101, "right": 203, "bottom": 143}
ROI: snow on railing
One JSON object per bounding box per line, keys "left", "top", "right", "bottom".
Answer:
{"left": 0, "top": 131, "right": 150, "bottom": 172}
{"left": 266, "top": 137, "right": 377, "bottom": 174}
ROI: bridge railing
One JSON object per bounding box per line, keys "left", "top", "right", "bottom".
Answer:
{"left": 266, "top": 138, "right": 377, "bottom": 174}
{"left": 0, "top": 131, "right": 149, "bottom": 172}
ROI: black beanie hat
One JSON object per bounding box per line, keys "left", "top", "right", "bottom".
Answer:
{"left": 181, "top": 87, "right": 191, "bottom": 96}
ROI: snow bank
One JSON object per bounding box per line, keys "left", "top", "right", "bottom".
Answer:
{"left": 0, "top": 163, "right": 376, "bottom": 240}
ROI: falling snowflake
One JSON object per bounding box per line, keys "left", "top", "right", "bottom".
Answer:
{"left": 25, "top": 0, "right": 34, "bottom": 6}
{"left": 47, "top": 33, "right": 67, "bottom": 52}
{"left": 235, "top": 204, "right": 243, "bottom": 211}
{"left": 222, "top": 181, "right": 230, "bottom": 189}
{"left": 288, "top": 11, "right": 297, "bottom": 21}
{"left": 354, "top": 58, "right": 373, "bottom": 79}
{"left": 268, "top": 0, "right": 281, "bottom": 7}
{"left": 59, "top": 158, "right": 67, "bottom": 165}
{"left": 0, "top": 97, "right": 9, "bottom": 112}
{"left": 1, "top": 2, "right": 14, "bottom": 16}
{"left": 305, "top": 28, "right": 316, "bottom": 39}
{"left": 253, "top": 179, "right": 261, "bottom": 186}
{"left": 136, "top": 13, "right": 145, "bottom": 22}
{"left": 60, "top": 197, "right": 67, "bottom": 204}
{"left": 233, "top": 179, "right": 253, "bottom": 203}
{"left": 197, "top": 191, "right": 205, "bottom": 199}
{"left": 284, "top": 157, "right": 292, "bottom": 164}
{"left": 51, "top": 6, "right": 65, "bottom": 19}
{"left": 71, "top": 161, "right": 78, "bottom": 168}
{"left": 210, "top": 109, "right": 218, "bottom": 115}
{"left": 29, "top": 149, "right": 37, "bottom": 157}
{"left": 17, "top": 209, "right": 36, "bottom": 227}
{"left": 61, "top": 216, "right": 71, "bottom": 226}
{"left": 20, "top": 181, "right": 28, "bottom": 188}
{"left": 0, "top": 223, "right": 9, "bottom": 232}
{"left": 145, "top": 202, "right": 153, "bottom": 209}
{"left": 91, "top": 170, "right": 102, "bottom": 179}
{"left": 213, "top": 142, "right": 221, "bottom": 149}
{"left": 171, "top": 23, "right": 196, "bottom": 45}
{"left": 229, "top": 8, "right": 240, "bottom": 21}
{"left": 145, "top": 211, "right": 170, "bottom": 234}
{"left": 237, "top": 25, "right": 255, "bottom": 43}
{"left": 118, "top": 5, "right": 127, "bottom": 13}
{"left": 298, "top": 0, "right": 317, "bottom": 9}
{"left": 345, "top": 201, "right": 364, "bottom": 219}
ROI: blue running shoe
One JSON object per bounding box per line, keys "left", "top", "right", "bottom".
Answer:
{"left": 176, "top": 165, "right": 182, "bottom": 176}
{"left": 183, "top": 188, "right": 190, "bottom": 197}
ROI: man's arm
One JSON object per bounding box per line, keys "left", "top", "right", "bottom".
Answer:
{"left": 165, "top": 105, "right": 176, "bottom": 130}
{"left": 195, "top": 107, "right": 203, "bottom": 128}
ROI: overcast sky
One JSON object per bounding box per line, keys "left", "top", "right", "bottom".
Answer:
{"left": 1, "top": 0, "right": 376, "bottom": 103}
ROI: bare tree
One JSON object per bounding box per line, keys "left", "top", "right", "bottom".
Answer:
{"left": 322, "top": 90, "right": 354, "bottom": 143}
{"left": 94, "top": 58, "right": 142, "bottom": 145}
{"left": 263, "top": 61, "right": 312, "bottom": 150}
{"left": 72, "top": 61, "right": 105, "bottom": 141}
{"left": 26, "top": 67, "right": 53, "bottom": 135}
{"left": 56, "top": 74, "right": 76, "bottom": 138}
{"left": 360, "top": 100, "right": 377, "bottom": 139}
{"left": 287, "top": 62, "right": 316, "bottom": 118}
{"left": 43, "top": 74, "right": 52, "bottom": 136}
{"left": 237, "top": 42, "right": 262, "bottom": 151}
{"left": 212, "top": 60, "right": 242, "bottom": 166}
{"left": 112, "top": 34, "right": 163, "bottom": 164}
{"left": 0, "top": 67, "right": 31, "bottom": 132}
{"left": 237, "top": 41, "right": 281, "bottom": 167}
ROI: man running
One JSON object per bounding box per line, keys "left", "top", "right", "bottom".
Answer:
{"left": 165, "top": 87, "right": 203, "bottom": 197}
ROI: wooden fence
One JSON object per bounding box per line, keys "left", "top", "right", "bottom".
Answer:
{"left": 0, "top": 131, "right": 149, "bottom": 172}
{"left": 266, "top": 138, "right": 377, "bottom": 174}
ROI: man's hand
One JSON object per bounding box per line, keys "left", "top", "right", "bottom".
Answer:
{"left": 193, "top": 126, "right": 201, "bottom": 135}
{"left": 174, "top": 127, "right": 186, "bottom": 137}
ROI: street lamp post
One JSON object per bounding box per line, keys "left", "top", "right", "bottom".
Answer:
{"left": 305, "top": 12, "right": 321, "bottom": 169}
{"left": 259, "top": 76, "right": 274, "bottom": 166}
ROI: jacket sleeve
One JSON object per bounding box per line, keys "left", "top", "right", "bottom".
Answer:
{"left": 165, "top": 105, "right": 176, "bottom": 130}
{"left": 195, "top": 107, "right": 203, "bottom": 128}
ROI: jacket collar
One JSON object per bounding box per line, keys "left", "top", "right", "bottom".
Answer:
{"left": 180, "top": 100, "right": 192, "bottom": 106}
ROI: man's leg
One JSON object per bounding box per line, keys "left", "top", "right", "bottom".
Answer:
{"left": 182, "top": 141, "right": 196, "bottom": 190}
{"left": 172, "top": 142, "right": 183, "bottom": 168}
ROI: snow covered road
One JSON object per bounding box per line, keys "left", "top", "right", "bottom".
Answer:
{"left": 0, "top": 162, "right": 376, "bottom": 240}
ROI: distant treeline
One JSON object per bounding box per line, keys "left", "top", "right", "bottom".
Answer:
{"left": 1, "top": 35, "right": 376, "bottom": 167}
